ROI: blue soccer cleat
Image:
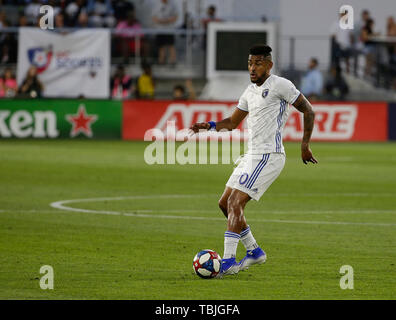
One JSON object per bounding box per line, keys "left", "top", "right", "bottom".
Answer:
{"left": 238, "top": 247, "right": 267, "bottom": 271}
{"left": 217, "top": 257, "right": 240, "bottom": 277}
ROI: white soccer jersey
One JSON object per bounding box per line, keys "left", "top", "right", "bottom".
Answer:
{"left": 237, "top": 74, "right": 300, "bottom": 155}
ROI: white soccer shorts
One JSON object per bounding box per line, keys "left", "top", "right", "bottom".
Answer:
{"left": 225, "top": 153, "right": 286, "bottom": 201}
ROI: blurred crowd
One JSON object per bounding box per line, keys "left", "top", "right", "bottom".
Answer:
{"left": 0, "top": 65, "right": 43, "bottom": 98}
{"left": 0, "top": 0, "right": 135, "bottom": 28}
{"left": 0, "top": 2, "right": 395, "bottom": 100}
{"left": 110, "top": 62, "right": 196, "bottom": 100}
{"left": 0, "top": 0, "right": 222, "bottom": 65}
{"left": 329, "top": 9, "right": 396, "bottom": 90}
{"left": 0, "top": 57, "right": 197, "bottom": 100}
{"left": 0, "top": 0, "right": 218, "bottom": 99}
{"left": 300, "top": 9, "right": 396, "bottom": 101}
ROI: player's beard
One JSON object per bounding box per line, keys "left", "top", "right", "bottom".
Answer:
{"left": 250, "top": 72, "right": 269, "bottom": 85}
{"left": 250, "top": 74, "right": 265, "bottom": 85}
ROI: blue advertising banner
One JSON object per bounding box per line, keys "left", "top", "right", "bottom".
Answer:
{"left": 389, "top": 103, "right": 396, "bottom": 141}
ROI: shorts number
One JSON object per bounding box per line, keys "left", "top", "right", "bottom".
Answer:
{"left": 239, "top": 173, "right": 248, "bottom": 185}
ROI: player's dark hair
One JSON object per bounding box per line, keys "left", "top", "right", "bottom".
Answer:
{"left": 249, "top": 44, "right": 272, "bottom": 57}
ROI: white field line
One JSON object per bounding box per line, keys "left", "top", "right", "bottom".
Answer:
{"left": 49, "top": 195, "right": 396, "bottom": 215}
{"left": 2, "top": 208, "right": 396, "bottom": 215}
{"left": 1, "top": 194, "right": 395, "bottom": 226}
{"left": 45, "top": 195, "right": 396, "bottom": 227}
{"left": 113, "top": 209, "right": 396, "bottom": 215}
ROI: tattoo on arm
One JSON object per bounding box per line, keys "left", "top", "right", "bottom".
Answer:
{"left": 292, "top": 94, "right": 315, "bottom": 144}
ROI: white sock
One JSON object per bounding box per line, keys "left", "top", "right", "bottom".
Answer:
{"left": 223, "top": 231, "right": 240, "bottom": 259}
{"left": 240, "top": 226, "right": 259, "bottom": 251}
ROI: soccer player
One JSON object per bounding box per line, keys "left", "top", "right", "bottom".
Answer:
{"left": 190, "top": 44, "right": 318, "bottom": 276}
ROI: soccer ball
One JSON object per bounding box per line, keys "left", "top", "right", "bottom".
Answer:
{"left": 192, "top": 249, "right": 222, "bottom": 279}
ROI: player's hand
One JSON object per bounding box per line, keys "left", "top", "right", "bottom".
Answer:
{"left": 301, "top": 143, "right": 318, "bottom": 164}
{"left": 189, "top": 122, "right": 210, "bottom": 134}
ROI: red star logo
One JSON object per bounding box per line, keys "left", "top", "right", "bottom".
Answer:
{"left": 66, "top": 105, "right": 98, "bottom": 138}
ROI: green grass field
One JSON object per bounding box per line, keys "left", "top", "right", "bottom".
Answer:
{"left": 0, "top": 140, "right": 395, "bottom": 299}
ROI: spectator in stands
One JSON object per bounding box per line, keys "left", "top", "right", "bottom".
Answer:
{"left": 386, "top": 16, "right": 396, "bottom": 89}
{"left": 87, "top": 0, "right": 116, "bottom": 28}
{"left": 0, "top": 11, "right": 6, "bottom": 29}
{"left": 152, "top": 0, "right": 179, "bottom": 65}
{"left": 25, "top": 0, "right": 42, "bottom": 26}
{"left": 65, "top": 0, "right": 88, "bottom": 27}
{"left": 353, "top": 9, "right": 371, "bottom": 75}
{"left": 19, "top": 14, "right": 29, "bottom": 27}
{"left": 201, "top": 5, "right": 222, "bottom": 49}
{"left": 76, "top": 11, "right": 90, "bottom": 28}
{"left": 115, "top": 10, "right": 145, "bottom": 61}
{"left": 112, "top": 0, "right": 135, "bottom": 22}
{"left": 0, "top": 17, "right": 17, "bottom": 64}
{"left": 18, "top": 66, "right": 44, "bottom": 98}
{"left": 173, "top": 79, "right": 196, "bottom": 100}
{"left": 324, "top": 65, "right": 349, "bottom": 100}
{"left": 136, "top": 61, "right": 155, "bottom": 99}
{"left": 201, "top": 5, "right": 221, "bottom": 31}
{"left": 55, "top": 12, "right": 65, "bottom": 29}
{"left": 387, "top": 16, "right": 396, "bottom": 36}
{"left": 0, "top": 68, "right": 17, "bottom": 98}
{"left": 355, "top": 10, "right": 371, "bottom": 44}
{"left": 360, "top": 18, "right": 379, "bottom": 77}
{"left": 173, "top": 84, "right": 185, "bottom": 100}
{"left": 110, "top": 64, "right": 133, "bottom": 99}
{"left": 330, "top": 11, "right": 354, "bottom": 73}
{"left": 300, "top": 57, "right": 323, "bottom": 101}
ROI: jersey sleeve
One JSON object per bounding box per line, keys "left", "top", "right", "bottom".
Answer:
{"left": 276, "top": 77, "right": 301, "bottom": 104}
{"left": 236, "top": 88, "right": 249, "bottom": 112}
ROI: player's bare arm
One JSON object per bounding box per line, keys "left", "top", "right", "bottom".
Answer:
{"left": 189, "top": 107, "right": 248, "bottom": 133}
{"left": 292, "top": 93, "right": 318, "bottom": 165}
